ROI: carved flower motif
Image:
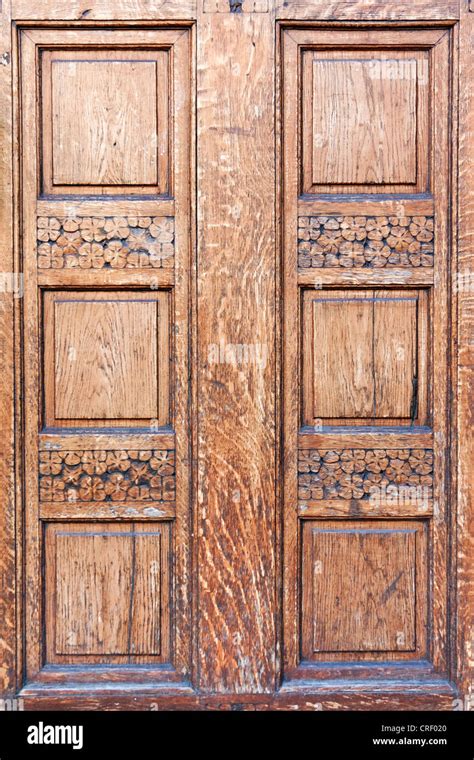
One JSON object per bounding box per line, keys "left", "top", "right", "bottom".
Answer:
{"left": 129, "top": 462, "right": 150, "bottom": 484}
{"left": 39, "top": 452, "right": 63, "bottom": 475}
{"left": 364, "top": 450, "right": 389, "bottom": 473}
{"left": 298, "top": 450, "right": 321, "bottom": 473}
{"left": 127, "top": 485, "right": 150, "bottom": 500}
{"left": 78, "top": 475, "right": 106, "bottom": 501}
{"left": 104, "top": 241, "right": 128, "bottom": 269}
{"left": 62, "top": 218, "right": 80, "bottom": 233}
{"left": 149, "top": 218, "right": 174, "bottom": 241}
{"left": 81, "top": 451, "right": 107, "bottom": 475}
{"left": 384, "top": 459, "right": 413, "bottom": 483}
{"left": 297, "top": 215, "right": 434, "bottom": 270}
{"left": 409, "top": 216, "right": 434, "bottom": 242}
{"left": 340, "top": 217, "right": 367, "bottom": 242}
{"left": 126, "top": 230, "right": 148, "bottom": 251}
{"left": 126, "top": 251, "right": 150, "bottom": 268}
{"left": 104, "top": 217, "right": 130, "bottom": 240}
{"left": 78, "top": 242, "right": 105, "bottom": 269}
{"left": 385, "top": 226, "right": 418, "bottom": 253}
{"left": 105, "top": 451, "right": 131, "bottom": 472}
{"left": 63, "top": 452, "right": 82, "bottom": 466}
{"left": 79, "top": 217, "right": 107, "bottom": 242}
{"left": 104, "top": 473, "right": 129, "bottom": 500}
{"left": 297, "top": 449, "right": 433, "bottom": 502}
{"left": 150, "top": 450, "right": 175, "bottom": 475}
{"left": 56, "top": 232, "right": 82, "bottom": 255}
{"left": 318, "top": 231, "right": 342, "bottom": 254}
{"left": 40, "top": 477, "right": 65, "bottom": 502}
{"left": 37, "top": 217, "right": 61, "bottom": 242}
{"left": 62, "top": 466, "right": 82, "bottom": 485}
{"left": 366, "top": 217, "right": 390, "bottom": 240}
{"left": 338, "top": 241, "right": 366, "bottom": 267}
{"left": 37, "top": 243, "right": 63, "bottom": 269}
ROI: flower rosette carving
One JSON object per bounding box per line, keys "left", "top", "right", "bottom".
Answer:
{"left": 297, "top": 449, "right": 433, "bottom": 501}
{"left": 297, "top": 216, "right": 434, "bottom": 269}
{"left": 39, "top": 449, "right": 176, "bottom": 503}
{"left": 37, "top": 216, "right": 175, "bottom": 270}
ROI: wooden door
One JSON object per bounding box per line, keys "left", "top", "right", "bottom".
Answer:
{"left": 0, "top": 0, "right": 471, "bottom": 711}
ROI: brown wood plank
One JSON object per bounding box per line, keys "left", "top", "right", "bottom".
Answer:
{"left": 40, "top": 502, "right": 176, "bottom": 520}
{"left": 44, "top": 523, "right": 170, "bottom": 664}
{"left": 36, "top": 199, "right": 175, "bottom": 218}
{"left": 298, "top": 269, "right": 434, "bottom": 287}
{"left": 297, "top": 198, "right": 435, "bottom": 217}
{"left": 299, "top": 429, "right": 433, "bottom": 449}
{"left": 16, "top": 686, "right": 458, "bottom": 711}
{"left": 39, "top": 433, "right": 175, "bottom": 450}
{"left": 37, "top": 270, "right": 175, "bottom": 288}
{"left": 276, "top": 1, "right": 460, "bottom": 20}
{"left": 12, "top": 0, "right": 198, "bottom": 19}
{"left": 196, "top": 8, "right": 276, "bottom": 692}
{"left": 456, "top": 1, "right": 474, "bottom": 708}
{"left": 298, "top": 499, "right": 433, "bottom": 518}
{"left": 0, "top": 0, "right": 17, "bottom": 694}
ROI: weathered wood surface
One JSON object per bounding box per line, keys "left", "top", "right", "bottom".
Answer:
{"left": 0, "top": 0, "right": 16, "bottom": 694}
{"left": 457, "top": 0, "right": 474, "bottom": 707}
{"left": 196, "top": 9, "right": 276, "bottom": 692}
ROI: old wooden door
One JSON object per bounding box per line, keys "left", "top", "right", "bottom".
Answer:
{"left": 0, "top": 0, "right": 472, "bottom": 710}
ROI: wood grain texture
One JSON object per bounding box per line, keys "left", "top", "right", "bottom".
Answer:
{"left": 304, "top": 524, "right": 416, "bottom": 653}
{"left": 42, "top": 48, "right": 169, "bottom": 195}
{"left": 0, "top": 0, "right": 16, "bottom": 694}
{"left": 456, "top": 1, "right": 474, "bottom": 706}
{"left": 301, "top": 47, "right": 429, "bottom": 195}
{"left": 0, "top": 3, "right": 467, "bottom": 710}
{"left": 44, "top": 522, "right": 170, "bottom": 664}
{"left": 16, "top": 686, "right": 458, "bottom": 711}
{"left": 302, "top": 520, "right": 427, "bottom": 662}
{"left": 12, "top": 0, "right": 198, "bottom": 19}
{"left": 275, "top": 1, "right": 460, "bottom": 20}
{"left": 43, "top": 290, "right": 169, "bottom": 427}
{"left": 196, "top": 10, "right": 276, "bottom": 692}
{"left": 282, "top": 24, "right": 453, "bottom": 685}
{"left": 51, "top": 60, "right": 159, "bottom": 185}
{"left": 303, "top": 289, "right": 427, "bottom": 425}
{"left": 311, "top": 59, "right": 417, "bottom": 185}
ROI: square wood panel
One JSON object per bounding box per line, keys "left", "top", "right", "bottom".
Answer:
{"left": 44, "top": 522, "right": 171, "bottom": 663}
{"left": 302, "top": 289, "right": 429, "bottom": 426}
{"left": 301, "top": 520, "right": 428, "bottom": 659}
{"left": 41, "top": 49, "right": 169, "bottom": 195}
{"left": 43, "top": 291, "right": 169, "bottom": 428}
{"left": 302, "top": 50, "right": 429, "bottom": 194}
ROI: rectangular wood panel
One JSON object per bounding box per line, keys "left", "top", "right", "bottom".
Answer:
{"left": 311, "top": 59, "right": 417, "bottom": 185}
{"left": 45, "top": 522, "right": 170, "bottom": 662}
{"left": 301, "top": 45, "right": 430, "bottom": 195}
{"left": 43, "top": 290, "right": 169, "bottom": 427}
{"left": 41, "top": 48, "right": 169, "bottom": 195}
{"left": 301, "top": 520, "right": 427, "bottom": 658}
{"left": 374, "top": 296, "right": 416, "bottom": 418}
{"left": 309, "top": 295, "right": 374, "bottom": 419}
{"left": 51, "top": 60, "right": 158, "bottom": 186}
{"left": 303, "top": 289, "right": 428, "bottom": 426}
